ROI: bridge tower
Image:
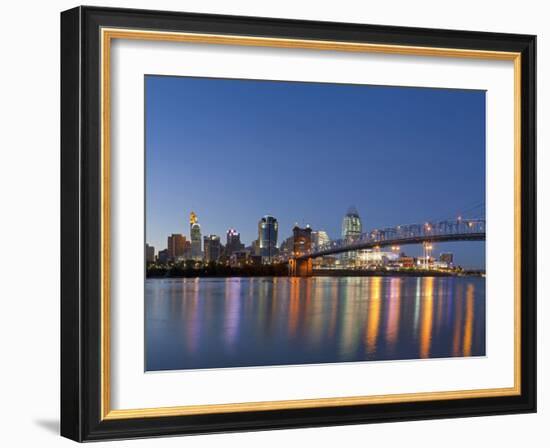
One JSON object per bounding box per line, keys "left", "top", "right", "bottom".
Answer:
{"left": 289, "top": 225, "right": 313, "bottom": 277}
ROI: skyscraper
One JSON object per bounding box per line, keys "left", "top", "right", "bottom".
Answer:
{"left": 342, "top": 206, "right": 362, "bottom": 241}
{"left": 225, "top": 228, "right": 244, "bottom": 255}
{"left": 167, "top": 234, "right": 187, "bottom": 261}
{"left": 203, "top": 235, "right": 221, "bottom": 262}
{"left": 157, "top": 249, "right": 169, "bottom": 264}
{"left": 342, "top": 206, "right": 362, "bottom": 266}
{"left": 145, "top": 243, "right": 155, "bottom": 263}
{"left": 279, "top": 236, "right": 294, "bottom": 257}
{"left": 190, "top": 211, "right": 202, "bottom": 260}
{"left": 258, "top": 215, "right": 278, "bottom": 262}
{"left": 311, "top": 230, "right": 330, "bottom": 251}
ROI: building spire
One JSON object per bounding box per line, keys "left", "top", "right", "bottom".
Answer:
{"left": 346, "top": 205, "right": 360, "bottom": 217}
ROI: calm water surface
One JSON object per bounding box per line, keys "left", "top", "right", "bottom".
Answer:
{"left": 145, "top": 276, "right": 485, "bottom": 371}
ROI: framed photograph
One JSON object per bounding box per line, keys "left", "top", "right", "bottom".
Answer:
{"left": 61, "top": 6, "right": 536, "bottom": 441}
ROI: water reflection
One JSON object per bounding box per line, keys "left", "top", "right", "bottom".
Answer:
{"left": 145, "top": 276, "right": 486, "bottom": 371}
{"left": 420, "top": 277, "right": 434, "bottom": 358}
{"left": 365, "top": 277, "right": 381, "bottom": 355}
{"left": 385, "top": 278, "right": 401, "bottom": 352}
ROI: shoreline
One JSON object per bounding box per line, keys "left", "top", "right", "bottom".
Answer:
{"left": 311, "top": 269, "right": 484, "bottom": 278}
{"left": 146, "top": 269, "right": 485, "bottom": 279}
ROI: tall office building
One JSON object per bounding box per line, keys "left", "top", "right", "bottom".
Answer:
{"left": 311, "top": 230, "right": 330, "bottom": 251}
{"left": 342, "top": 206, "right": 362, "bottom": 266}
{"left": 225, "top": 228, "right": 244, "bottom": 255}
{"left": 203, "top": 235, "right": 221, "bottom": 262}
{"left": 167, "top": 234, "right": 187, "bottom": 261}
{"left": 342, "top": 206, "right": 362, "bottom": 241}
{"left": 157, "top": 249, "right": 169, "bottom": 264}
{"left": 189, "top": 211, "right": 198, "bottom": 226}
{"left": 279, "top": 236, "right": 294, "bottom": 257}
{"left": 145, "top": 244, "right": 155, "bottom": 263}
{"left": 190, "top": 211, "right": 202, "bottom": 260}
{"left": 258, "top": 215, "right": 278, "bottom": 262}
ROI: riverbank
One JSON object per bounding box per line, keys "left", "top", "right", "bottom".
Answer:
{"left": 312, "top": 269, "right": 485, "bottom": 277}
{"left": 146, "top": 266, "right": 485, "bottom": 278}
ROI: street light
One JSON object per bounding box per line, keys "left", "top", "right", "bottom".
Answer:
{"left": 423, "top": 242, "right": 433, "bottom": 269}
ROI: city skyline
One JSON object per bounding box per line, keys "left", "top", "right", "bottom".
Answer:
{"left": 146, "top": 207, "right": 483, "bottom": 268}
{"left": 146, "top": 75, "right": 486, "bottom": 268}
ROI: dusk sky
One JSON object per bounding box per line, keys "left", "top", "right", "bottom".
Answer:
{"left": 145, "top": 75, "right": 486, "bottom": 268}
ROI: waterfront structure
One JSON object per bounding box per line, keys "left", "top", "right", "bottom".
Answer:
{"left": 167, "top": 233, "right": 188, "bottom": 261}
{"left": 284, "top": 217, "right": 485, "bottom": 276}
{"left": 356, "top": 249, "right": 398, "bottom": 268}
{"left": 440, "top": 252, "right": 454, "bottom": 266}
{"left": 398, "top": 256, "right": 415, "bottom": 268}
{"left": 203, "top": 235, "right": 221, "bottom": 262}
{"left": 190, "top": 211, "right": 202, "bottom": 260}
{"left": 145, "top": 244, "right": 155, "bottom": 263}
{"left": 228, "top": 250, "right": 263, "bottom": 267}
{"left": 313, "top": 256, "right": 337, "bottom": 269}
{"left": 229, "top": 250, "right": 250, "bottom": 267}
{"left": 258, "top": 215, "right": 278, "bottom": 262}
{"left": 226, "top": 228, "right": 245, "bottom": 255}
{"left": 311, "top": 230, "right": 330, "bottom": 251}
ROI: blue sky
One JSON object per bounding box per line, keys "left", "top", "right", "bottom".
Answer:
{"left": 145, "top": 75, "right": 486, "bottom": 268}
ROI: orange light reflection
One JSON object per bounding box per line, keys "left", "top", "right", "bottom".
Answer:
{"left": 419, "top": 277, "right": 434, "bottom": 358}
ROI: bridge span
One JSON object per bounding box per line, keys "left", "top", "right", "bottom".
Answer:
{"left": 287, "top": 218, "right": 485, "bottom": 275}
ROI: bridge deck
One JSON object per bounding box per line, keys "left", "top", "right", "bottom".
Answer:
{"left": 295, "top": 232, "right": 485, "bottom": 260}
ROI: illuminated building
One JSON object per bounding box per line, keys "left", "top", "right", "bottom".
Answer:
{"left": 315, "top": 256, "right": 337, "bottom": 268}
{"left": 225, "top": 228, "right": 244, "bottom": 255}
{"left": 203, "top": 235, "right": 221, "bottom": 262}
{"left": 251, "top": 239, "right": 260, "bottom": 256}
{"left": 258, "top": 215, "right": 278, "bottom": 262}
{"left": 145, "top": 244, "right": 155, "bottom": 263}
{"left": 229, "top": 250, "right": 249, "bottom": 267}
{"left": 440, "top": 252, "right": 454, "bottom": 266}
{"left": 167, "top": 234, "right": 188, "bottom": 261}
{"left": 190, "top": 211, "right": 202, "bottom": 260}
{"left": 279, "top": 236, "right": 294, "bottom": 257}
{"left": 311, "top": 230, "right": 330, "bottom": 251}
{"left": 342, "top": 206, "right": 362, "bottom": 266}
{"left": 398, "top": 256, "right": 415, "bottom": 268}
{"left": 357, "top": 249, "right": 398, "bottom": 268}
{"left": 342, "top": 206, "right": 362, "bottom": 241}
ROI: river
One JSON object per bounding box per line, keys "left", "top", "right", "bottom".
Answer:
{"left": 145, "top": 276, "right": 485, "bottom": 371}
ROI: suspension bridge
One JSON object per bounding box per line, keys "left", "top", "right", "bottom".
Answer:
{"left": 287, "top": 217, "right": 485, "bottom": 276}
